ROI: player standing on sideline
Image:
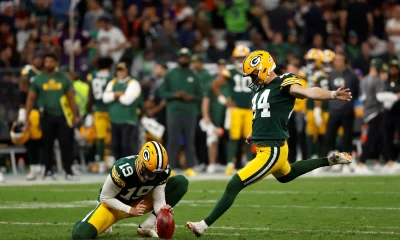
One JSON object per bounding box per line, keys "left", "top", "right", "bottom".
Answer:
{"left": 86, "top": 57, "right": 114, "bottom": 165}
{"left": 14, "top": 53, "right": 43, "bottom": 180}
{"left": 187, "top": 50, "right": 353, "bottom": 237}
{"left": 302, "top": 48, "right": 324, "bottom": 158}
{"left": 211, "top": 45, "right": 254, "bottom": 175}
{"left": 72, "top": 141, "right": 188, "bottom": 239}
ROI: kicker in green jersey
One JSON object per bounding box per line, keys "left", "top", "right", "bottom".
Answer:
{"left": 99, "top": 155, "right": 171, "bottom": 205}
{"left": 251, "top": 73, "right": 301, "bottom": 147}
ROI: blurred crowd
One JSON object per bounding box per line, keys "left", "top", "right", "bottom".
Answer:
{"left": 0, "top": 0, "right": 400, "bottom": 181}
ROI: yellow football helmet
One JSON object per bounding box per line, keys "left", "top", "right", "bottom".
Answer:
{"left": 78, "top": 126, "right": 96, "bottom": 145}
{"left": 10, "top": 122, "right": 30, "bottom": 145}
{"left": 242, "top": 50, "right": 276, "bottom": 92}
{"left": 304, "top": 48, "right": 324, "bottom": 70}
{"left": 136, "top": 141, "right": 169, "bottom": 182}
{"left": 29, "top": 109, "right": 42, "bottom": 140}
{"left": 321, "top": 49, "right": 335, "bottom": 73}
{"left": 232, "top": 45, "right": 251, "bottom": 69}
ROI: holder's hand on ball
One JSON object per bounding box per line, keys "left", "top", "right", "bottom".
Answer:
{"left": 161, "top": 204, "right": 174, "bottom": 214}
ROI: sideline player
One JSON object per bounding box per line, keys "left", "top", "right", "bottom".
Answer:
{"left": 187, "top": 50, "right": 352, "bottom": 237}
{"left": 72, "top": 141, "right": 188, "bottom": 239}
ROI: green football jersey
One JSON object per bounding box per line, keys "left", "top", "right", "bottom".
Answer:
{"left": 252, "top": 73, "right": 301, "bottom": 147}
{"left": 88, "top": 70, "right": 113, "bottom": 112}
{"left": 225, "top": 66, "right": 253, "bottom": 109}
{"left": 99, "top": 155, "right": 171, "bottom": 205}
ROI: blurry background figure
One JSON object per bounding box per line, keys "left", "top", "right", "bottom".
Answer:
{"left": 159, "top": 48, "right": 201, "bottom": 177}
{"left": 322, "top": 53, "right": 359, "bottom": 158}
{"left": 378, "top": 59, "right": 400, "bottom": 173}
{"left": 357, "top": 59, "right": 388, "bottom": 174}
{"left": 86, "top": 57, "right": 114, "bottom": 168}
{"left": 286, "top": 62, "right": 307, "bottom": 163}
{"left": 192, "top": 54, "right": 213, "bottom": 172}
{"left": 97, "top": 15, "right": 128, "bottom": 64}
{"left": 211, "top": 45, "right": 254, "bottom": 176}
{"left": 25, "top": 53, "right": 80, "bottom": 181}
{"left": 103, "top": 62, "right": 141, "bottom": 160}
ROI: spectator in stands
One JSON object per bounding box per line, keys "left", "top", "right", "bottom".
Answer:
{"left": 268, "top": 32, "right": 289, "bottom": 64}
{"left": 37, "top": 27, "right": 56, "bottom": 54}
{"left": 368, "top": 36, "right": 387, "bottom": 57}
{"left": 346, "top": 31, "right": 361, "bottom": 60}
{"left": 159, "top": 48, "right": 202, "bottom": 176}
{"left": 218, "top": 0, "right": 249, "bottom": 39}
{"left": 25, "top": 53, "right": 80, "bottom": 180}
{"left": 103, "top": 62, "right": 141, "bottom": 160}
{"left": 118, "top": 4, "right": 141, "bottom": 39}
{"left": 352, "top": 42, "right": 372, "bottom": 76}
{"left": 380, "top": 41, "right": 398, "bottom": 63}
{"left": 58, "top": 23, "right": 93, "bottom": 73}
{"left": 385, "top": 6, "right": 400, "bottom": 53}
{"left": 342, "top": 0, "right": 373, "bottom": 43}
{"left": 322, "top": 52, "right": 359, "bottom": 157}
{"left": 97, "top": 15, "right": 128, "bottom": 64}
{"left": 357, "top": 59, "right": 388, "bottom": 173}
{"left": 268, "top": 0, "right": 294, "bottom": 36}
{"left": 178, "top": 19, "right": 196, "bottom": 49}
{"left": 83, "top": 0, "right": 106, "bottom": 32}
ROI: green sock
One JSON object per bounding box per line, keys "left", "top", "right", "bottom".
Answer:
{"left": 227, "top": 140, "right": 239, "bottom": 163}
{"left": 96, "top": 139, "right": 105, "bottom": 162}
{"left": 165, "top": 175, "right": 189, "bottom": 207}
{"left": 245, "top": 143, "right": 254, "bottom": 162}
{"left": 71, "top": 221, "right": 98, "bottom": 240}
{"left": 277, "top": 157, "right": 329, "bottom": 183}
{"left": 204, "top": 174, "right": 245, "bottom": 226}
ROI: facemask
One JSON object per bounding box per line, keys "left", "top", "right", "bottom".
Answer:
{"left": 306, "top": 62, "right": 316, "bottom": 71}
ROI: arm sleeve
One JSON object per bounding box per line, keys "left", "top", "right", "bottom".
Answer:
{"left": 152, "top": 183, "right": 167, "bottom": 215}
{"left": 119, "top": 80, "right": 141, "bottom": 105}
{"left": 103, "top": 81, "right": 115, "bottom": 103}
{"left": 99, "top": 175, "right": 131, "bottom": 214}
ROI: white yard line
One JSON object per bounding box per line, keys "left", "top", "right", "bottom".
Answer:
{"left": 1, "top": 200, "right": 399, "bottom": 211}
{"left": 0, "top": 221, "right": 399, "bottom": 236}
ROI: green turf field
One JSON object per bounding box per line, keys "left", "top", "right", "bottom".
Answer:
{"left": 0, "top": 176, "right": 399, "bottom": 240}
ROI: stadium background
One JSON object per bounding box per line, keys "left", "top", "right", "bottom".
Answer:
{"left": 0, "top": 0, "right": 399, "bottom": 177}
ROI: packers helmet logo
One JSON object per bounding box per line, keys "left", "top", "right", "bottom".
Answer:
{"left": 250, "top": 56, "right": 261, "bottom": 67}
{"left": 143, "top": 149, "right": 150, "bottom": 162}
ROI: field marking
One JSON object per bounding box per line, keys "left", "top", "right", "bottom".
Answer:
{"left": 2, "top": 187, "right": 399, "bottom": 196}
{"left": 0, "top": 221, "right": 399, "bottom": 236}
{"left": 1, "top": 200, "right": 400, "bottom": 212}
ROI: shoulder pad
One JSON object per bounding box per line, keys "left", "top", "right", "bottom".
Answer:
{"left": 280, "top": 73, "right": 302, "bottom": 88}
{"left": 111, "top": 165, "right": 126, "bottom": 188}
{"left": 221, "top": 68, "right": 231, "bottom": 79}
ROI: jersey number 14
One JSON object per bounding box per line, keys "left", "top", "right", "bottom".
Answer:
{"left": 252, "top": 89, "right": 271, "bottom": 118}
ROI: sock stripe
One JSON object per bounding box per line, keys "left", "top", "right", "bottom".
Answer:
{"left": 244, "top": 146, "right": 279, "bottom": 185}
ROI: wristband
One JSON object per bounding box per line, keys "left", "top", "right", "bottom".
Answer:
{"left": 330, "top": 91, "right": 336, "bottom": 99}
{"left": 217, "top": 95, "right": 227, "bottom": 105}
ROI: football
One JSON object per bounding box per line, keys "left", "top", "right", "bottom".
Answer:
{"left": 156, "top": 209, "right": 175, "bottom": 239}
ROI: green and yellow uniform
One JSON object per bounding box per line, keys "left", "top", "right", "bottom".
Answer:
{"left": 21, "top": 65, "right": 42, "bottom": 140}
{"left": 108, "top": 78, "right": 140, "bottom": 124}
{"left": 87, "top": 71, "right": 113, "bottom": 139}
{"left": 72, "top": 155, "right": 188, "bottom": 239}
{"left": 223, "top": 66, "right": 253, "bottom": 140}
{"left": 238, "top": 73, "right": 301, "bottom": 185}
{"left": 30, "top": 72, "right": 73, "bottom": 116}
